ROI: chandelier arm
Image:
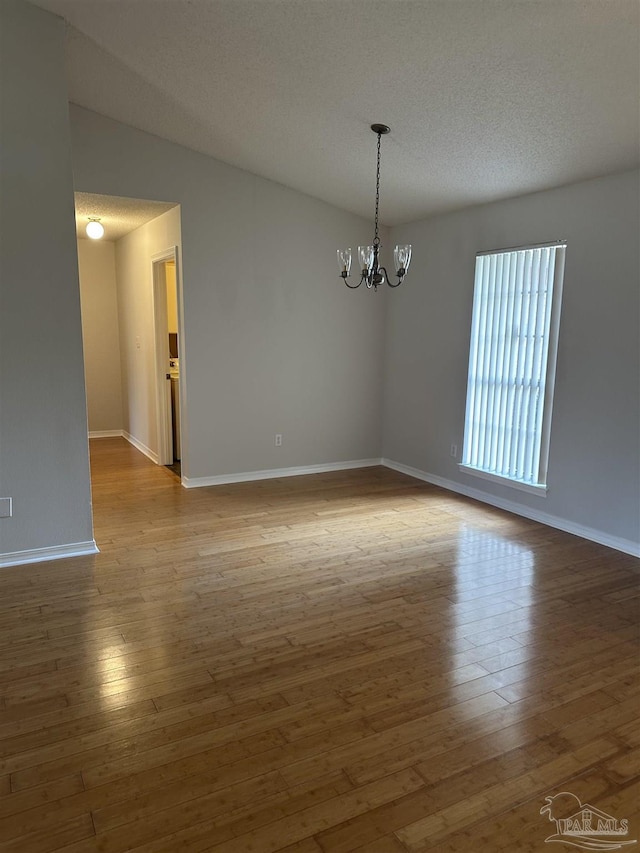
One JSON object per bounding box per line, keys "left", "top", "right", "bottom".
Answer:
{"left": 378, "top": 266, "right": 404, "bottom": 288}
{"left": 344, "top": 274, "right": 364, "bottom": 289}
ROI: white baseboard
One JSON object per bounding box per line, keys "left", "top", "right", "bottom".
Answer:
{"left": 183, "top": 458, "right": 382, "bottom": 489}
{"left": 0, "top": 540, "right": 99, "bottom": 569}
{"left": 382, "top": 458, "right": 640, "bottom": 558}
{"left": 89, "top": 430, "right": 124, "bottom": 438}
{"left": 123, "top": 431, "right": 159, "bottom": 464}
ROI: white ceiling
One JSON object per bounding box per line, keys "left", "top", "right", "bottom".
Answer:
{"left": 75, "top": 192, "right": 177, "bottom": 241}
{"left": 34, "top": 0, "right": 639, "bottom": 225}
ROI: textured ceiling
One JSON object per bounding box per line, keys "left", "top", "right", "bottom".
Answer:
{"left": 75, "top": 192, "right": 177, "bottom": 241}
{"left": 35, "top": 0, "right": 640, "bottom": 225}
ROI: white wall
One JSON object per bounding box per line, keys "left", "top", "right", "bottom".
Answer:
{"left": 69, "top": 106, "right": 387, "bottom": 482}
{"left": 77, "top": 239, "right": 123, "bottom": 434}
{"left": 0, "top": 0, "right": 95, "bottom": 563}
{"left": 114, "top": 207, "right": 181, "bottom": 459}
{"left": 383, "top": 169, "right": 640, "bottom": 551}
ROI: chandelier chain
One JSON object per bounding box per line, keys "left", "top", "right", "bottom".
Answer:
{"left": 373, "top": 131, "right": 381, "bottom": 247}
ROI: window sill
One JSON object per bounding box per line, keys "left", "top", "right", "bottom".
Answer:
{"left": 458, "top": 464, "right": 548, "bottom": 497}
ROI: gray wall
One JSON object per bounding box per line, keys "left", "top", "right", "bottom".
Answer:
{"left": 0, "top": 0, "right": 94, "bottom": 561}
{"left": 383, "top": 169, "right": 640, "bottom": 548}
{"left": 69, "top": 106, "right": 387, "bottom": 482}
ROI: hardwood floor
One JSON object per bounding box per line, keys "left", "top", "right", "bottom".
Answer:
{"left": 0, "top": 437, "right": 638, "bottom": 852}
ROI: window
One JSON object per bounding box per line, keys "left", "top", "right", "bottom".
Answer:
{"left": 460, "top": 241, "right": 566, "bottom": 494}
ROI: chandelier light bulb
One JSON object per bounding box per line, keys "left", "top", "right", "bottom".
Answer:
{"left": 86, "top": 219, "right": 104, "bottom": 240}
{"left": 394, "top": 244, "right": 412, "bottom": 275}
{"left": 337, "top": 248, "right": 352, "bottom": 276}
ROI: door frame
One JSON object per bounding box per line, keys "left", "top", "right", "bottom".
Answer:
{"left": 151, "top": 247, "right": 179, "bottom": 467}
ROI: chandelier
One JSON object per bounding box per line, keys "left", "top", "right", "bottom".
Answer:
{"left": 337, "top": 124, "right": 411, "bottom": 290}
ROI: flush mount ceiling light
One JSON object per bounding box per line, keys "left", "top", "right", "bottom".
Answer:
{"left": 337, "top": 124, "right": 411, "bottom": 290}
{"left": 86, "top": 218, "right": 104, "bottom": 240}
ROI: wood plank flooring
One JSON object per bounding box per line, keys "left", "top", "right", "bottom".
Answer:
{"left": 0, "top": 437, "right": 638, "bottom": 851}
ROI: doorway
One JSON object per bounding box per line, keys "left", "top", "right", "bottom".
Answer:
{"left": 75, "top": 193, "right": 184, "bottom": 476}
{"left": 152, "top": 248, "right": 182, "bottom": 475}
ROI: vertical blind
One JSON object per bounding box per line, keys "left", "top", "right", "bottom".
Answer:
{"left": 462, "top": 242, "right": 566, "bottom": 487}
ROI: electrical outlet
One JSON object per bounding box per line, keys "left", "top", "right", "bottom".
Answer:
{"left": 0, "top": 498, "right": 12, "bottom": 518}
{"left": 450, "top": 444, "right": 457, "bottom": 458}
{"left": 275, "top": 434, "right": 282, "bottom": 447}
